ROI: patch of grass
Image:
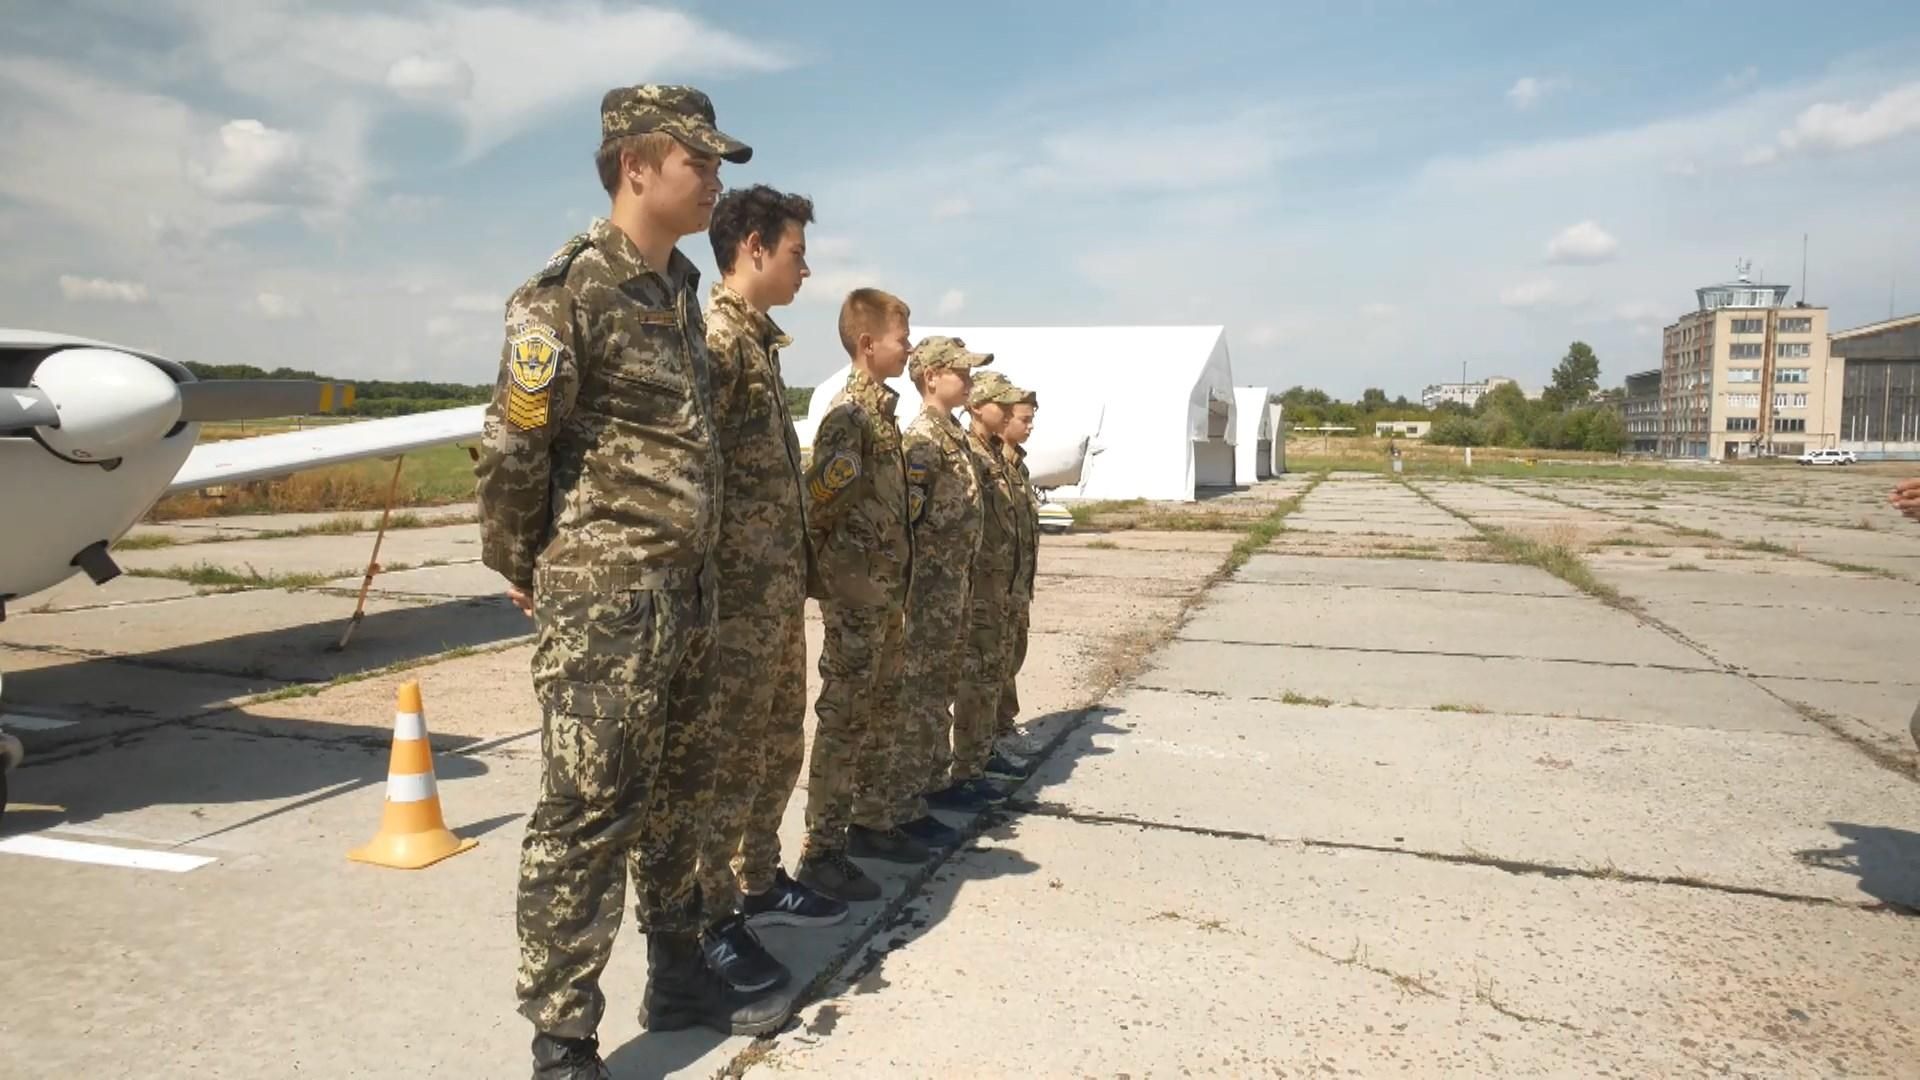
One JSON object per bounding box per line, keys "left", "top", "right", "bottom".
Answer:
{"left": 1594, "top": 536, "right": 1650, "bottom": 547}
{"left": 1474, "top": 526, "right": 1630, "bottom": 608}
{"left": 1817, "top": 560, "right": 1907, "bottom": 581}
{"left": 111, "top": 532, "right": 179, "bottom": 550}
{"left": 126, "top": 563, "right": 338, "bottom": 592}
{"left": 1084, "top": 539, "right": 1118, "bottom": 550}
{"left": 1135, "top": 511, "right": 1251, "bottom": 532}
{"left": 1666, "top": 562, "right": 1705, "bottom": 572}
{"left": 1434, "top": 703, "right": 1490, "bottom": 714}
{"left": 1279, "top": 691, "right": 1335, "bottom": 707}
{"left": 150, "top": 442, "right": 478, "bottom": 520}
{"left": 1066, "top": 498, "right": 1145, "bottom": 526}
{"left": 1223, "top": 482, "right": 1319, "bottom": 572}
{"left": 1739, "top": 540, "right": 1791, "bottom": 555}
{"left": 244, "top": 643, "right": 498, "bottom": 705}
{"left": 1851, "top": 518, "right": 1879, "bottom": 532}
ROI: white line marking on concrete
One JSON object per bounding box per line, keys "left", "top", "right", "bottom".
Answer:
{"left": 0, "top": 835, "right": 217, "bottom": 873}
{"left": 1, "top": 712, "right": 77, "bottom": 731}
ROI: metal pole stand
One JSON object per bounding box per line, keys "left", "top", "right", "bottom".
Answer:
{"left": 329, "top": 455, "right": 406, "bottom": 653}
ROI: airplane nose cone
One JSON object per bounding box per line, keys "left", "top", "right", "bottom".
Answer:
{"left": 31, "top": 348, "right": 183, "bottom": 462}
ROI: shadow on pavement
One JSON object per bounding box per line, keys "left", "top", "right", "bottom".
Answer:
{"left": 1795, "top": 822, "right": 1920, "bottom": 912}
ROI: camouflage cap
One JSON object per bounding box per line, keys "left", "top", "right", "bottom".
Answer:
{"left": 967, "top": 370, "right": 1027, "bottom": 409}
{"left": 601, "top": 85, "right": 752, "bottom": 164}
{"left": 908, "top": 336, "right": 993, "bottom": 381}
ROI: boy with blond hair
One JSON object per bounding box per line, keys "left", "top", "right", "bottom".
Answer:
{"left": 796, "top": 288, "right": 924, "bottom": 900}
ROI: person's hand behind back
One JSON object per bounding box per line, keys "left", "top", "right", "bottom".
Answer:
{"left": 1892, "top": 478, "right": 1920, "bottom": 523}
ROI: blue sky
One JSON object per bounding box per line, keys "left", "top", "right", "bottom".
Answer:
{"left": 4, "top": 1, "right": 1919, "bottom": 399}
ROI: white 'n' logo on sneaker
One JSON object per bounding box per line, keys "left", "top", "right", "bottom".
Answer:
{"left": 776, "top": 890, "right": 808, "bottom": 912}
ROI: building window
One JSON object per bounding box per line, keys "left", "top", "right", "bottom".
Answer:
{"left": 1731, "top": 318, "right": 1763, "bottom": 334}
{"left": 1727, "top": 368, "right": 1761, "bottom": 383}
{"left": 1776, "top": 368, "right": 1808, "bottom": 384}
{"left": 1726, "top": 417, "right": 1759, "bottom": 432}
{"left": 1774, "top": 442, "right": 1805, "bottom": 457}
{"left": 1777, "top": 342, "right": 1811, "bottom": 359}
{"left": 1778, "top": 317, "right": 1812, "bottom": 333}
{"left": 1726, "top": 392, "right": 1760, "bottom": 408}
{"left": 1730, "top": 343, "right": 1763, "bottom": 359}
{"left": 1773, "top": 393, "right": 1808, "bottom": 408}
{"left": 1773, "top": 417, "right": 1806, "bottom": 433}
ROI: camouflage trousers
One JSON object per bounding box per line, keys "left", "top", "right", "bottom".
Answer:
{"left": 901, "top": 558, "right": 972, "bottom": 812}
{"left": 951, "top": 579, "right": 1015, "bottom": 780}
{"left": 805, "top": 591, "right": 908, "bottom": 852}
{"left": 697, "top": 593, "right": 807, "bottom": 925}
{"left": 515, "top": 570, "right": 718, "bottom": 1040}
{"left": 997, "top": 592, "right": 1032, "bottom": 739}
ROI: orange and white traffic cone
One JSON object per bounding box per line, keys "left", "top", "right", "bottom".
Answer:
{"left": 348, "top": 680, "right": 477, "bottom": 869}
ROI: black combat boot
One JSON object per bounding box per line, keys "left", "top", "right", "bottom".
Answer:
{"left": 898, "top": 814, "right": 963, "bottom": 850}
{"left": 848, "top": 824, "right": 930, "bottom": 863}
{"left": 530, "top": 1033, "right": 609, "bottom": 1080}
{"left": 641, "top": 930, "right": 789, "bottom": 1036}
{"left": 795, "top": 848, "right": 881, "bottom": 901}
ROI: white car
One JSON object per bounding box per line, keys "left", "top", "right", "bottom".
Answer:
{"left": 1797, "top": 448, "right": 1858, "bottom": 465}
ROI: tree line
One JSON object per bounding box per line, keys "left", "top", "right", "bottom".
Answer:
{"left": 1276, "top": 341, "right": 1626, "bottom": 453}
{"left": 182, "top": 362, "right": 492, "bottom": 418}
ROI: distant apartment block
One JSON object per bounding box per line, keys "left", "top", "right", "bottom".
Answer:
{"left": 1375, "top": 420, "right": 1432, "bottom": 438}
{"left": 1657, "top": 264, "right": 1838, "bottom": 460}
{"left": 1421, "top": 375, "right": 1514, "bottom": 410}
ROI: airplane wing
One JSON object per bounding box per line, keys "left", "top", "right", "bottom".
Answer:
{"left": 167, "top": 405, "right": 486, "bottom": 494}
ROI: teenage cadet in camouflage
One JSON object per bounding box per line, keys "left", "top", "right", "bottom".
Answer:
{"left": 795, "top": 288, "right": 924, "bottom": 902}
{"left": 473, "top": 84, "right": 784, "bottom": 1080}
{"left": 941, "top": 370, "right": 1027, "bottom": 802}
{"left": 895, "top": 337, "right": 992, "bottom": 834}
{"left": 994, "top": 391, "right": 1042, "bottom": 773}
{"left": 692, "top": 185, "right": 849, "bottom": 998}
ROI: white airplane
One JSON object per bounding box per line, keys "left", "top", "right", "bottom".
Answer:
{"left": 0, "top": 328, "right": 487, "bottom": 813}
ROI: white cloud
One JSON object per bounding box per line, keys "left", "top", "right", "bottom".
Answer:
{"left": 1721, "top": 66, "right": 1759, "bottom": 93}
{"left": 1776, "top": 81, "right": 1920, "bottom": 154}
{"left": 806, "top": 234, "right": 855, "bottom": 259}
{"left": 425, "top": 315, "right": 459, "bottom": 339}
{"left": 1546, "top": 220, "right": 1619, "bottom": 264}
{"left": 58, "top": 275, "right": 148, "bottom": 303}
{"left": 192, "top": 120, "right": 310, "bottom": 202}
{"left": 931, "top": 196, "right": 973, "bottom": 221}
{"left": 1246, "top": 324, "right": 1282, "bottom": 346}
{"left": 1020, "top": 111, "right": 1288, "bottom": 192}
{"left": 172, "top": 1, "right": 793, "bottom": 159}
{"left": 1507, "top": 76, "right": 1562, "bottom": 110}
{"left": 253, "top": 291, "right": 303, "bottom": 319}
{"left": 1358, "top": 302, "right": 1396, "bottom": 319}
{"left": 937, "top": 289, "right": 966, "bottom": 316}
{"left": 1741, "top": 145, "right": 1780, "bottom": 167}
{"left": 1613, "top": 300, "right": 1666, "bottom": 324}
{"left": 1499, "top": 279, "right": 1560, "bottom": 308}
{"left": 386, "top": 53, "right": 473, "bottom": 101}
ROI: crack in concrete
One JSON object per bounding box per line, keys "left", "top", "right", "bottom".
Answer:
{"left": 1166, "top": 635, "right": 1726, "bottom": 675}
{"left": 1221, "top": 578, "right": 1581, "bottom": 601}
{"left": 1004, "top": 800, "right": 1917, "bottom": 917}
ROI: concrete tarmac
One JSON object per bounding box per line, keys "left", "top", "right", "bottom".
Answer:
{"left": 2, "top": 468, "right": 1917, "bottom": 1077}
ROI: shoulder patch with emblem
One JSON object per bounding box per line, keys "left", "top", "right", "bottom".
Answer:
{"left": 908, "top": 488, "right": 927, "bottom": 524}
{"left": 906, "top": 461, "right": 930, "bottom": 486}
{"left": 506, "top": 324, "right": 564, "bottom": 430}
{"left": 808, "top": 449, "right": 861, "bottom": 504}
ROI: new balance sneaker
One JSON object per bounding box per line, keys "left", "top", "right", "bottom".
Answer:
{"left": 848, "top": 824, "right": 930, "bottom": 864}
{"left": 960, "top": 777, "right": 1011, "bottom": 805}
{"left": 795, "top": 848, "right": 882, "bottom": 902}
{"left": 898, "top": 814, "right": 963, "bottom": 850}
{"left": 925, "top": 782, "right": 991, "bottom": 813}
{"left": 700, "top": 913, "right": 789, "bottom": 993}
{"left": 742, "top": 869, "right": 849, "bottom": 929}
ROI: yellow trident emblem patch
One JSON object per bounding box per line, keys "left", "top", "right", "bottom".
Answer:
{"left": 506, "top": 324, "right": 563, "bottom": 429}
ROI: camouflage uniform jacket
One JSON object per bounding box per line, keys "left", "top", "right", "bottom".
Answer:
{"left": 703, "top": 283, "right": 808, "bottom": 611}
{"left": 475, "top": 218, "right": 719, "bottom": 593}
{"left": 1005, "top": 443, "right": 1039, "bottom": 599}
{"left": 805, "top": 370, "right": 912, "bottom": 604}
{"left": 903, "top": 406, "right": 982, "bottom": 572}
{"left": 968, "top": 428, "right": 1019, "bottom": 595}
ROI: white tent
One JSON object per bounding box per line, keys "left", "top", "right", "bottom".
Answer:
{"left": 796, "top": 325, "right": 1238, "bottom": 503}
{"left": 1233, "top": 386, "right": 1283, "bottom": 482}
